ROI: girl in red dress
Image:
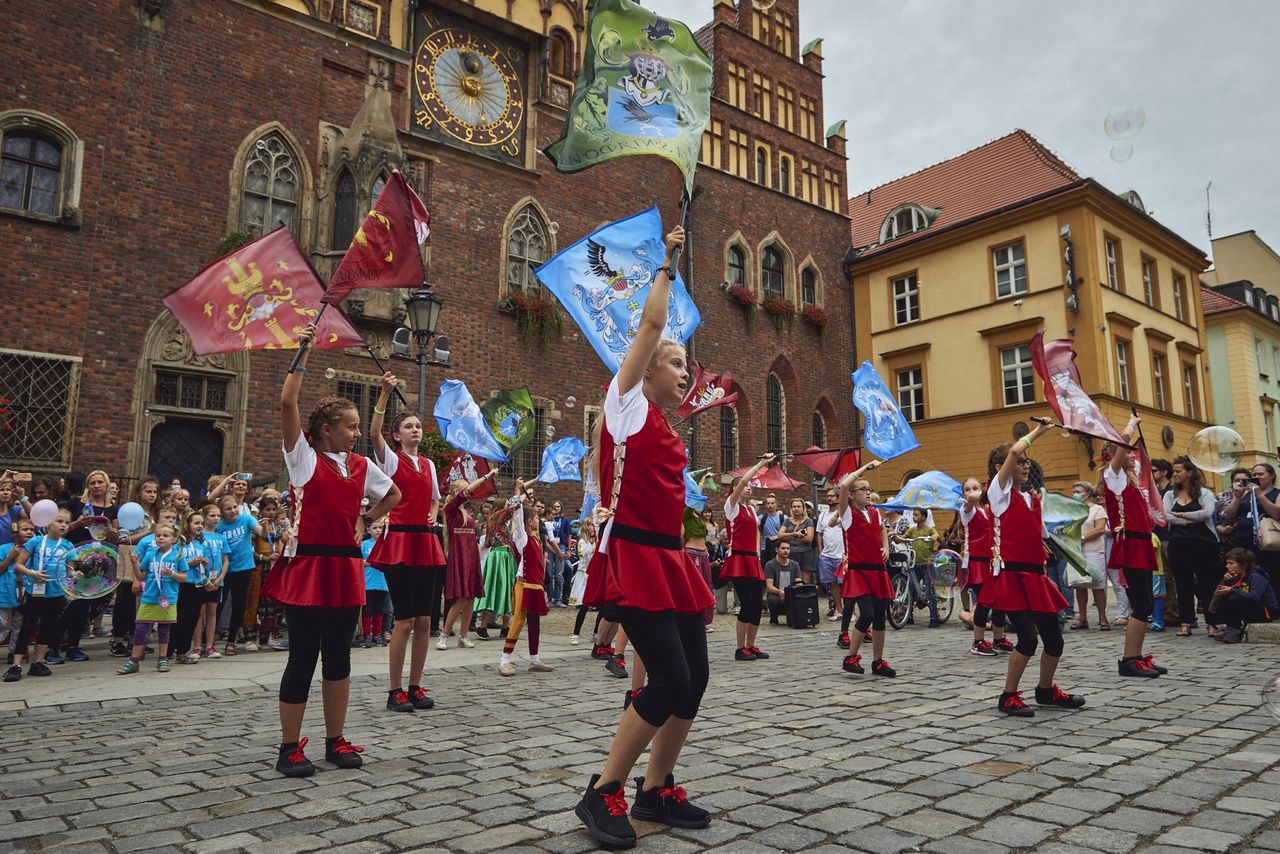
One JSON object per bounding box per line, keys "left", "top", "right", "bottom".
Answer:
{"left": 959, "top": 477, "right": 1011, "bottom": 657}
{"left": 982, "top": 422, "right": 1085, "bottom": 717}
{"left": 721, "top": 454, "right": 776, "bottom": 661}
{"left": 575, "top": 226, "right": 714, "bottom": 849}
{"left": 439, "top": 471, "right": 495, "bottom": 650}
{"left": 1103, "top": 414, "right": 1165, "bottom": 678}
{"left": 269, "top": 324, "right": 401, "bottom": 777}
{"left": 833, "top": 460, "right": 897, "bottom": 677}
{"left": 368, "top": 372, "right": 447, "bottom": 713}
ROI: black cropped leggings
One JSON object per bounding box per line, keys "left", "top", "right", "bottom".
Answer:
{"left": 1005, "top": 610, "right": 1064, "bottom": 658}
{"left": 617, "top": 607, "right": 709, "bottom": 727}
{"left": 731, "top": 578, "right": 764, "bottom": 626}
{"left": 279, "top": 605, "right": 360, "bottom": 704}
{"left": 841, "top": 595, "right": 887, "bottom": 632}
{"left": 1123, "top": 568, "right": 1154, "bottom": 621}
{"left": 968, "top": 583, "right": 1007, "bottom": 629}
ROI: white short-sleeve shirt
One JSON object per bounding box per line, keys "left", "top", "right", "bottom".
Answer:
{"left": 374, "top": 445, "right": 441, "bottom": 501}
{"left": 604, "top": 375, "right": 649, "bottom": 443}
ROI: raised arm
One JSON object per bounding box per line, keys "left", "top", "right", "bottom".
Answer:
{"left": 370, "top": 371, "right": 397, "bottom": 461}
{"left": 1108, "top": 414, "right": 1141, "bottom": 475}
{"left": 729, "top": 453, "right": 775, "bottom": 507}
{"left": 997, "top": 422, "right": 1053, "bottom": 489}
{"left": 616, "top": 225, "right": 684, "bottom": 396}
{"left": 281, "top": 323, "right": 317, "bottom": 451}
{"left": 834, "top": 459, "right": 881, "bottom": 520}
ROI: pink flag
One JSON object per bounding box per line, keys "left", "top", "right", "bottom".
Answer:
{"left": 1029, "top": 333, "right": 1131, "bottom": 448}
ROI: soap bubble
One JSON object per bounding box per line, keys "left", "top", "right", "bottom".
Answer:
{"left": 1188, "top": 426, "right": 1245, "bottom": 474}
{"left": 565, "top": 396, "right": 576, "bottom": 408}
{"left": 1104, "top": 106, "right": 1146, "bottom": 140}
{"left": 1110, "top": 143, "right": 1134, "bottom": 162}
{"left": 1263, "top": 675, "right": 1280, "bottom": 720}
{"left": 324, "top": 367, "right": 337, "bottom": 379}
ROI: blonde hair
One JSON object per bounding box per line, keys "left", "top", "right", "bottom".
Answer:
{"left": 81, "top": 470, "right": 110, "bottom": 502}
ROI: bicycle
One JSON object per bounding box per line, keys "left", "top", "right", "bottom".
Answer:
{"left": 887, "top": 535, "right": 956, "bottom": 629}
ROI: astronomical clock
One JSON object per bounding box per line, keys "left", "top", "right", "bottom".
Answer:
{"left": 410, "top": 4, "right": 529, "bottom": 167}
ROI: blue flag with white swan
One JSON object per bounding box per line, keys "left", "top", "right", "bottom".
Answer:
{"left": 876, "top": 471, "right": 963, "bottom": 512}
{"left": 534, "top": 206, "right": 701, "bottom": 369}
{"left": 537, "top": 437, "right": 588, "bottom": 484}
{"left": 433, "top": 380, "right": 507, "bottom": 463}
{"left": 851, "top": 360, "right": 920, "bottom": 461}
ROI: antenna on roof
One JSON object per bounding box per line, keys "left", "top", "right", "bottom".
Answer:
{"left": 1205, "top": 181, "right": 1214, "bottom": 239}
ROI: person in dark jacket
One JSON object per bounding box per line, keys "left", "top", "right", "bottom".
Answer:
{"left": 1209, "top": 548, "right": 1277, "bottom": 643}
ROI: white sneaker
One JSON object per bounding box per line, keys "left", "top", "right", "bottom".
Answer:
{"left": 569, "top": 634, "right": 580, "bottom": 645}
{"left": 436, "top": 633, "right": 448, "bottom": 651}
{"left": 244, "top": 641, "right": 259, "bottom": 652}
{"left": 459, "top": 635, "right": 475, "bottom": 648}
{"left": 498, "top": 661, "right": 516, "bottom": 676}
{"left": 180, "top": 653, "right": 200, "bottom": 665}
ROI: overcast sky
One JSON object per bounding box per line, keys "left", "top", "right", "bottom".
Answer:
{"left": 642, "top": 0, "right": 1280, "bottom": 264}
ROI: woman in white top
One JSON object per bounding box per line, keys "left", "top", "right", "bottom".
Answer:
{"left": 1069, "top": 482, "right": 1110, "bottom": 631}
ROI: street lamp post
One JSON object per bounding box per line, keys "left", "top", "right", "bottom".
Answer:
{"left": 403, "top": 285, "right": 443, "bottom": 420}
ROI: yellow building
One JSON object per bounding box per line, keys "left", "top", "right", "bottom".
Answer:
{"left": 846, "top": 131, "right": 1211, "bottom": 493}
{"left": 1202, "top": 231, "right": 1280, "bottom": 466}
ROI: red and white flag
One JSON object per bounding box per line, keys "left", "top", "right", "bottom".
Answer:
{"left": 444, "top": 453, "right": 498, "bottom": 500}
{"left": 322, "top": 170, "right": 431, "bottom": 306}
{"left": 1029, "top": 333, "right": 1131, "bottom": 447}
{"left": 1133, "top": 436, "right": 1168, "bottom": 526}
{"left": 677, "top": 358, "right": 738, "bottom": 419}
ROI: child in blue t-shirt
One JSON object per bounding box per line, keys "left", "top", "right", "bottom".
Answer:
{"left": 214, "top": 495, "right": 263, "bottom": 655}
{"left": 196, "top": 504, "right": 230, "bottom": 658}
{"left": 0, "top": 518, "right": 36, "bottom": 676}
{"left": 10, "top": 508, "right": 73, "bottom": 679}
{"left": 362, "top": 521, "right": 389, "bottom": 648}
{"left": 118, "top": 522, "right": 187, "bottom": 674}
{"left": 174, "top": 511, "right": 212, "bottom": 664}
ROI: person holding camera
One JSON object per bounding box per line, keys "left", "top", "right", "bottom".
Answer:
{"left": 763, "top": 540, "right": 795, "bottom": 625}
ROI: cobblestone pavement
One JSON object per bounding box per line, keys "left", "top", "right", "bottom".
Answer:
{"left": 5, "top": 610, "right": 1280, "bottom": 854}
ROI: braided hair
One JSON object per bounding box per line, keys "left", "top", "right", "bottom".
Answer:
{"left": 306, "top": 396, "right": 358, "bottom": 446}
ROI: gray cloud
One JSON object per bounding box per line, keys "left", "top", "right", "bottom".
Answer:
{"left": 643, "top": 0, "right": 1280, "bottom": 261}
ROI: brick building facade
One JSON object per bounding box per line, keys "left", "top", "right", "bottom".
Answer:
{"left": 0, "top": 0, "right": 851, "bottom": 501}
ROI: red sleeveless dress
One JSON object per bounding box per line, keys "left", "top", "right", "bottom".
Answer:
{"left": 720, "top": 500, "right": 764, "bottom": 581}
{"left": 1104, "top": 479, "right": 1157, "bottom": 573}
{"left": 262, "top": 451, "right": 366, "bottom": 608}
{"left": 963, "top": 506, "right": 994, "bottom": 588}
{"left": 444, "top": 490, "right": 483, "bottom": 599}
{"left": 368, "top": 450, "right": 445, "bottom": 570}
{"left": 583, "top": 395, "right": 714, "bottom": 613}
{"left": 841, "top": 506, "right": 893, "bottom": 600}
{"left": 979, "top": 488, "right": 1069, "bottom": 614}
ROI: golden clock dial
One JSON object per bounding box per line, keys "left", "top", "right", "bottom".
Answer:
{"left": 413, "top": 28, "right": 524, "bottom": 148}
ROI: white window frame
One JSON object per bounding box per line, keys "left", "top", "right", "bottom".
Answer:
{"left": 896, "top": 367, "right": 924, "bottom": 422}
{"left": 1105, "top": 239, "right": 1119, "bottom": 290}
{"left": 1142, "top": 258, "right": 1155, "bottom": 306}
{"left": 1257, "top": 338, "right": 1269, "bottom": 377}
{"left": 1273, "top": 346, "right": 1280, "bottom": 382}
{"left": 1183, "top": 364, "right": 1197, "bottom": 418}
{"left": 1153, "top": 354, "right": 1167, "bottom": 411}
{"left": 879, "top": 204, "right": 930, "bottom": 243}
{"left": 1116, "top": 340, "right": 1132, "bottom": 401}
{"left": 993, "top": 241, "right": 1028, "bottom": 299}
{"left": 1266, "top": 406, "right": 1275, "bottom": 455}
{"left": 892, "top": 274, "right": 920, "bottom": 325}
{"left": 1172, "top": 274, "right": 1186, "bottom": 321}
{"left": 1000, "top": 345, "right": 1035, "bottom": 406}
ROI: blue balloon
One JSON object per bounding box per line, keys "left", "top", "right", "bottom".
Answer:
{"left": 117, "top": 502, "right": 146, "bottom": 532}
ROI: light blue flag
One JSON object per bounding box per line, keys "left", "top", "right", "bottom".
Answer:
{"left": 537, "top": 437, "right": 588, "bottom": 484}
{"left": 534, "top": 206, "right": 701, "bottom": 369}
{"left": 851, "top": 360, "right": 920, "bottom": 461}
{"left": 683, "top": 467, "right": 706, "bottom": 511}
{"left": 876, "top": 470, "right": 964, "bottom": 512}
{"left": 578, "top": 468, "right": 600, "bottom": 525}
{"left": 433, "top": 380, "right": 507, "bottom": 464}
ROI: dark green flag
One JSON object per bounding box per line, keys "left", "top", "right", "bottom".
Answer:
{"left": 546, "top": 0, "right": 712, "bottom": 192}
{"left": 480, "top": 387, "right": 536, "bottom": 455}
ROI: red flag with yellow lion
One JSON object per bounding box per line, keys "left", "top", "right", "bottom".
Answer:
{"left": 164, "top": 227, "right": 364, "bottom": 355}
{"left": 322, "top": 169, "right": 430, "bottom": 306}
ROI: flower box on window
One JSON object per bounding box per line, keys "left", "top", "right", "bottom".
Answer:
{"left": 725, "top": 283, "right": 757, "bottom": 330}
{"left": 761, "top": 294, "right": 796, "bottom": 332}
{"left": 801, "top": 303, "right": 828, "bottom": 336}
{"left": 501, "top": 289, "right": 563, "bottom": 347}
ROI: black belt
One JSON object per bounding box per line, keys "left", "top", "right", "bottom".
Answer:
{"left": 969, "top": 556, "right": 991, "bottom": 564}
{"left": 730, "top": 549, "right": 758, "bottom": 558}
{"left": 1116, "top": 530, "right": 1150, "bottom": 540}
{"left": 296, "top": 544, "right": 363, "bottom": 559}
{"left": 388, "top": 524, "right": 436, "bottom": 533}
{"left": 847, "top": 562, "right": 885, "bottom": 571}
{"left": 611, "top": 523, "right": 682, "bottom": 551}
{"left": 999, "top": 561, "right": 1046, "bottom": 575}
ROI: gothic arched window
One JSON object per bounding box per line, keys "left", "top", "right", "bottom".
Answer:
{"left": 241, "top": 133, "right": 299, "bottom": 236}
{"left": 331, "top": 169, "right": 356, "bottom": 250}
{"left": 506, "top": 203, "right": 552, "bottom": 293}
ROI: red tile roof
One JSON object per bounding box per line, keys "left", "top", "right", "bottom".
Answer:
{"left": 1201, "top": 287, "right": 1246, "bottom": 315}
{"left": 848, "top": 130, "right": 1081, "bottom": 256}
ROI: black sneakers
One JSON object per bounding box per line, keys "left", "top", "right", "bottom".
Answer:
{"left": 842, "top": 654, "right": 864, "bottom": 674}
{"left": 1141, "top": 654, "right": 1169, "bottom": 675}
{"left": 325, "top": 735, "right": 364, "bottom": 769}
{"left": 605, "top": 655, "right": 628, "bottom": 678}
{"left": 2, "top": 665, "right": 20, "bottom": 683}
{"left": 998, "top": 691, "right": 1034, "bottom": 717}
{"left": 1118, "top": 656, "right": 1160, "bottom": 678}
{"left": 28, "top": 661, "right": 52, "bottom": 677}
{"left": 748, "top": 646, "right": 769, "bottom": 660}
{"left": 837, "top": 631, "right": 850, "bottom": 649}
{"left": 734, "top": 647, "right": 757, "bottom": 661}
{"left": 276, "top": 739, "right": 316, "bottom": 778}
{"left": 576, "top": 774, "right": 636, "bottom": 849}
{"left": 407, "top": 685, "right": 435, "bottom": 709}
{"left": 387, "top": 689, "right": 415, "bottom": 712}
{"left": 1035, "top": 684, "right": 1086, "bottom": 709}
{"left": 871, "top": 659, "right": 896, "bottom": 677}
{"left": 630, "top": 774, "right": 711, "bottom": 828}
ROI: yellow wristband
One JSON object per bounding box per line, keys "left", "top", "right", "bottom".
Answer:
{"left": 373, "top": 406, "right": 386, "bottom": 415}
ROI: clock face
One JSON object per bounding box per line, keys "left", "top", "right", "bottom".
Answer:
{"left": 411, "top": 16, "right": 526, "bottom": 162}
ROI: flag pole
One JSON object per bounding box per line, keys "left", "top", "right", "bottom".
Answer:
{"left": 364, "top": 346, "right": 410, "bottom": 408}
{"left": 668, "top": 191, "right": 692, "bottom": 270}
{"left": 287, "top": 303, "right": 327, "bottom": 374}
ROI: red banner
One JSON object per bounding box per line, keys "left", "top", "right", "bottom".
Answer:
{"left": 793, "top": 446, "right": 861, "bottom": 483}
{"left": 1133, "top": 436, "right": 1168, "bottom": 527}
{"left": 445, "top": 453, "right": 498, "bottom": 500}
{"left": 1029, "top": 333, "right": 1131, "bottom": 447}
{"left": 323, "top": 170, "right": 430, "bottom": 306}
{"left": 677, "top": 358, "right": 738, "bottom": 419}
{"left": 727, "top": 463, "right": 804, "bottom": 491}
{"left": 164, "top": 228, "right": 363, "bottom": 355}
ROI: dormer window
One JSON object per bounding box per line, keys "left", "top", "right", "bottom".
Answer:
{"left": 1121, "top": 190, "right": 1146, "bottom": 212}
{"left": 880, "top": 203, "right": 932, "bottom": 243}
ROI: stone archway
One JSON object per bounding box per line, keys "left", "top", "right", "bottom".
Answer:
{"left": 125, "top": 311, "right": 250, "bottom": 489}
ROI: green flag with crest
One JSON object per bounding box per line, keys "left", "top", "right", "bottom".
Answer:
{"left": 481, "top": 387, "right": 536, "bottom": 456}
{"left": 546, "top": 0, "right": 712, "bottom": 192}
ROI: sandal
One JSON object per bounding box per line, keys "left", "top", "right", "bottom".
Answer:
{"left": 224, "top": 644, "right": 238, "bottom": 656}
{"left": 1112, "top": 618, "right": 1128, "bottom": 626}
{"left": 1069, "top": 620, "right": 1089, "bottom": 631}
{"left": 1176, "top": 625, "right": 1192, "bottom": 637}
{"left": 1099, "top": 622, "right": 1111, "bottom": 631}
